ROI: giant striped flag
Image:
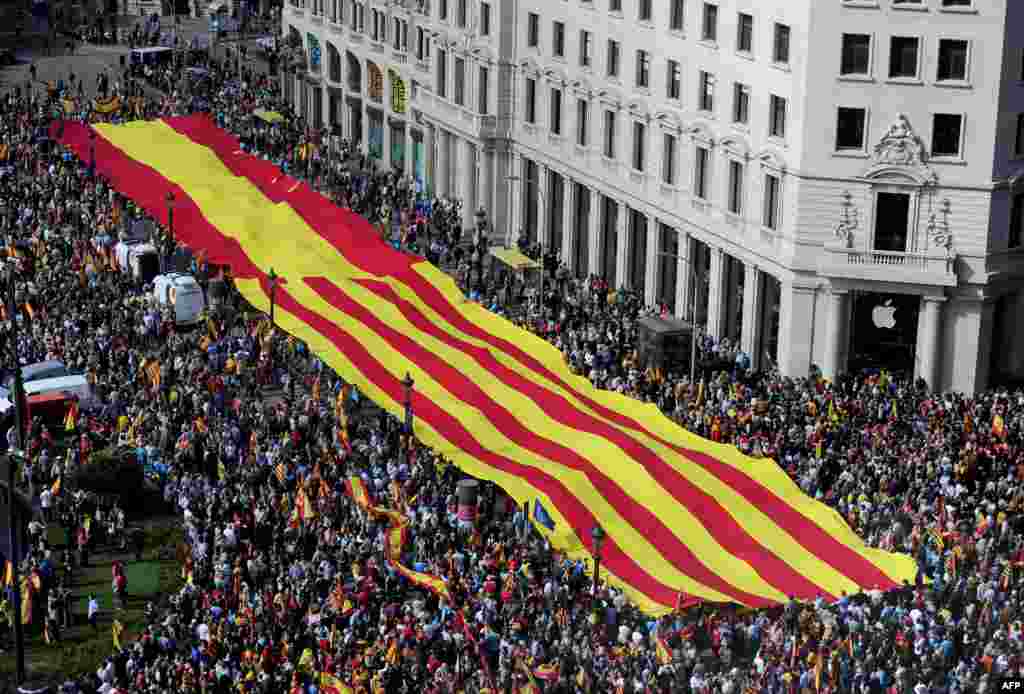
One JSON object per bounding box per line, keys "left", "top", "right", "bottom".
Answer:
{"left": 53, "top": 115, "right": 918, "bottom": 614}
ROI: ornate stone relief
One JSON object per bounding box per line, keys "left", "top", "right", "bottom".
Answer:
{"left": 834, "top": 191, "right": 858, "bottom": 248}
{"left": 927, "top": 198, "right": 953, "bottom": 254}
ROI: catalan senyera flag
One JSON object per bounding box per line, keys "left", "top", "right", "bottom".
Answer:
{"left": 319, "top": 672, "right": 353, "bottom": 694}
{"left": 53, "top": 115, "right": 918, "bottom": 614}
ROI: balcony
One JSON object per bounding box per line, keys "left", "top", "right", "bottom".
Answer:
{"left": 819, "top": 245, "right": 958, "bottom": 287}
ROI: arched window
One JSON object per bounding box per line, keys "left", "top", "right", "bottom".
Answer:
{"left": 328, "top": 42, "right": 341, "bottom": 83}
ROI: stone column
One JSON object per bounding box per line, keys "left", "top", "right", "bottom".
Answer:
{"left": 915, "top": 295, "right": 946, "bottom": 390}
{"left": 382, "top": 117, "right": 392, "bottom": 169}
{"left": 508, "top": 152, "right": 523, "bottom": 246}
{"left": 705, "top": 247, "right": 728, "bottom": 339}
{"left": 536, "top": 165, "right": 549, "bottom": 249}
{"left": 644, "top": 216, "right": 658, "bottom": 308}
{"left": 675, "top": 231, "right": 691, "bottom": 320}
{"left": 615, "top": 202, "right": 629, "bottom": 290}
{"left": 404, "top": 126, "right": 414, "bottom": 178}
{"left": 462, "top": 139, "right": 477, "bottom": 230}
{"left": 481, "top": 147, "right": 494, "bottom": 220}
{"left": 561, "top": 176, "right": 574, "bottom": 264}
{"left": 821, "top": 289, "right": 849, "bottom": 381}
{"left": 741, "top": 263, "right": 763, "bottom": 370}
{"left": 360, "top": 102, "right": 370, "bottom": 156}
{"left": 587, "top": 187, "right": 600, "bottom": 275}
{"left": 435, "top": 129, "right": 449, "bottom": 196}
{"left": 423, "top": 124, "right": 435, "bottom": 194}
{"left": 777, "top": 282, "right": 817, "bottom": 380}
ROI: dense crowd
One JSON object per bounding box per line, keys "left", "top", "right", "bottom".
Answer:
{"left": 0, "top": 37, "right": 1022, "bottom": 694}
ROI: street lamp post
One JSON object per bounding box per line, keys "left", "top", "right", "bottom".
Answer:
{"left": 267, "top": 268, "right": 278, "bottom": 326}
{"left": 4, "top": 267, "right": 27, "bottom": 685}
{"left": 401, "top": 372, "right": 414, "bottom": 457}
{"left": 473, "top": 207, "right": 488, "bottom": 289}
{"left": 590, "top": 524, "right": 606, "bottom": 596}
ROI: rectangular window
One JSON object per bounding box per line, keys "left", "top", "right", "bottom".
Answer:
{"left": 604, "top": 110, "right": 616, "bottom": 158}
{"left": 453, "top": 57, "right": 466, "bottom": 105}
{"left": 836, "top": 107, "right": 867, "bottom": 150}
{"left": 699, "top": 71, "right": 715, "bottom": 111}
{"left": 577, "top": 99, "right": 589, "bottom": 146}
{"left": 457, "top": 0, "right": 467, "bottom": 27}
{"left": 773, "top": 23, "right": 790, "bottom": 64}
{"left": 736, "top": 13, "right": 752, "bottom": 53}
{"left": 937, "top": 39, "right": 969, "bottom": 81}
{"left": 667, "top": 60, "right": 681, "bottom": 100}
{"left": 480, "top": 2, "right": 491, "bottom": 35}
{"left": 1016, "top": 114, "right": 1024, "bottom": 157}
{"left": 553, "top": 21, "right": 565, "bottom": 57}
{"left": 841, "top": 34, "right": 871, "bottom": 76}
{"left": 638, "top": 0, "right": 652, "bottom": 21}
{"left": 550, "top": 88, "right": 563, "bottom": 134}
{"left": 669, "top": 0, "right": 684, "bottom": 31}
{"left": 633, "top": 121, "right": 646, "bottom": 171}
{"left": 663, "top": 133, "right": 677, "bottom": 184}
{"left": 941, "top": 0, "right": 972, "bottom": 6}
{"left": 436, "top": 48, "right": 447, "bottom": 98}
{"left": 439, "top": 0, "right": 448, "bottom": 20}
{"left": 694, "top": 146, "right": 709, "bottom": 198}
{"left": 889, "top": 36, "right": 920, "bottom": 78}
{"left": 769, "top": 95, "right": 787, "bottom": 138}
{"left": 728, "top": 160, "right": 743, "bottom": 214}
{"left": 931, "top": 113, "right": 963, "bottom": 157}
{"left": 478, "top": 66, "right": 489, "bottom": 114}
{"left": 635, "top": 50, "right": 650, "bottom": 88}
{"left": 732, "top": 82, "right": 749, "bottom": 124}
{"left": 702, "top": 3, "right": 717, "bottom": 41}
{"left": 580, "top": 30, "right": 592, "bottom": 67}
{"left": 1010, "top": 192, "right": 1024, "bottom": 248}
{"left": 525, "top": 77, "right": 537, "bottom": 123}
{"left": 607, "top": 40, "right": 620, "bottom": 77}
{"left": 527, "top": 12, "right": 539, "bottom": 47}
{"left": 610, "top": 0, "right": 621, "bottom": 10}
{"left": 763, "top": 174, "right": 780, "bottom": 229}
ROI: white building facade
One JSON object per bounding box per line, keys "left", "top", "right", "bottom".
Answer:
{"left": 283, "top": 0, "right": 1024, "bottom": 394}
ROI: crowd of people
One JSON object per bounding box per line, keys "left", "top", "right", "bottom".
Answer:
{"left": 0, "top": 35, "right": 1023, "bottom": 694}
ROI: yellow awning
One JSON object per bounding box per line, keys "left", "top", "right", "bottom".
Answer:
{"left": 490, "top": 247, "right": 540, "bottom": 270}
{"left": 253, "top": 109, "right": 285, "bottom": 124}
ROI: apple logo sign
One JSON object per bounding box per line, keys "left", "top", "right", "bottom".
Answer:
{"left": 871, "top": 299, "right": 897, "bottom": 330}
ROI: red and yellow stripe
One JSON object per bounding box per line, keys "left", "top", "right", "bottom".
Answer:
{"left": 53, "top": 115, "right": 918, "bottom": 614}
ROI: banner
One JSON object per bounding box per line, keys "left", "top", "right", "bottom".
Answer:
{"left": 389, "top": 70, "right": 407, "bottom": 114}
{"left": 54, "top": 116, "right": 918, "bottom": 614}
{"left": 367, "top": 62, "right": 383, "bottom": 103}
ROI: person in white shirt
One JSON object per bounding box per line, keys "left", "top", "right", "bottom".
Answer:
{"left": 88, "top": 595, "right": 100, "bottom": 631}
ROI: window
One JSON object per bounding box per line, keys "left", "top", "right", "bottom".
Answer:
{"left": 577, "top": 99, "right": 589, "bottom": 146}
{"left": 635, "top": 50, "right": 650, "bottom": 88}
{"left": 580, "top": 30, "right": 592, "bottom": 67}
{"left": 525, "top": 77, "right": 537, "bottom": 123}
{"left": 835, "top": 107, "right": 866, "bottom": 150}
{"left": 392, "top": 18, "right": 408, "bottom": 51}
{"left": 638, "top": 0, "right": 652, "bottom": 21}
{"left": 937, "top": 39, "right": 969, "bottom": 81}
{"left": 669, "top": 0, "right": 684, "bottom": 31}
{"left": 773, "top": 23, "right": 790, "bottom": 64}
{"left": 699, "top": 71, "right": 715, "bottom": 111}
{"left": 667, "top": 60, "right": 681, "bottom": 100}
{"left": 439, "top": 0, "right": 447, "bottom": 20}
{"left": 769, "top": 95, "right": 787, "bottom": 138}
{"left": 763, "top": 174, "right": 780, "bottom": 229}
{"left": 941, "top": 0, "right": 972, "bottom": 6}
{"left": 702, "top": 3, "right": 718, "bottom": 41}
{"left": 889, "top": 37, "right": 919, "bottom": 78}
{"left": 633, "top": 121, "right": 646, "bottom": 171}
{"left": 1016, "top": 114, "right": 1024, "bottom": 157}
{"left": 416, "top": 27, "right": 430, "bottom": 61}
{"left": 1011, "top": 193, "right": 1024, "bottom": 248}
{"left": 550, "top": 88, "right": 563, "bottom": 134}
{"left": 840, "top": 34, "right": 871, "bottom": 76}
{"left": 453, "top": 57, "right": 466, "bottom": 105}
{"left": 480, "top": 2, "right": 491, "bottom": 36}
{"left": 436, "top": 48, "right": 447, "bottom": 98}
{"left": 732, "top": 82, "right": 749, "bottom": 124}
{"left": 478, "top": 66, "right": 489, "bottom": 114}
{"left": 607, "top": 40, "right": 620, "bottom": 77}
{"left": 663, "top": 133, "right": 677, "bottom": 184}
{"left": 457, "top": 0, "right": 467, "bottom": 27}
{"left": 694, "top": 146, "right": 709, "bottom": 198}
{"left": 553, "top": 21, "right": 565, "bottom": 57}
{"left": 931, "top": 113, "right": 963, "bottom": 157}
{"left": 609, "top": 0, "right": 621, "bottom": 11}
{"left": 527, "top": 12, "right": 539, "bottom": 47}
{"left": 727, "top": 160, "right": 743, "bottom": 214}
{"left": 604, "top": 110, "right": 616, "bottom": 158}
{"left": 736, "top": 13, "right": 752, "bottom": 53}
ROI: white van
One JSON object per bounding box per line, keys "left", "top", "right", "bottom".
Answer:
{"left": 153, "top": 273, "right": 206, "bottom": 326}
{"left": 114, "top": 239, "right": 161, "bottom": 284}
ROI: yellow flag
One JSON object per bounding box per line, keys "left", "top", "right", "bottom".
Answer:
{"left": 113, "top": 619, "right": 125, "bottom": 650}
